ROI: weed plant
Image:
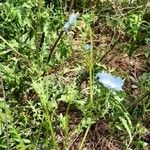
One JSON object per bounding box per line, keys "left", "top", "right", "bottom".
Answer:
{"left": 0, "top": 0, "right": 150, "bottom": 150}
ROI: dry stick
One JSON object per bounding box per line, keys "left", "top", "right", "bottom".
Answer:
{"left": 69, "top": 0, "right": 75, "bottom": 12}
{"left": 100, "top": 33, "right": 121, "bottom": 63}
{"left": 42, "top": 30, "right": 64, "bottom": 77}
{"left": 131, "top": 91, "right": 150, "bottom": 108}
{"left": 0, "top": 73, "right": 9, "bottom": 150}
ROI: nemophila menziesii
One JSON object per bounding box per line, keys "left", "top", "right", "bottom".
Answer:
{"left": 64, "top": 12, "right": 79, "bottom": 32}
{"left": 96, "top": 71, "right": 124, "bottom": 91}
{"left": 84, "top": 43, "right": 91, "bottom": 52}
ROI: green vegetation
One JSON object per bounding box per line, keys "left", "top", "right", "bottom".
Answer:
{"left": 0, "top": 0, "right": 150, "bottom": 149}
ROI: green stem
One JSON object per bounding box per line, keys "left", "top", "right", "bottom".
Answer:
{"left": 0, "top": 74, "right": 9, "bottom": 150}
{"left": 63, "top": 104, "right": 70, "bottom": 150}
{"left": 45, "top": 109, "right": 58, "bottom": 150}
{"left": 89, "top": 27, "right": 93, "bottom": 111}
{"left": 0, "top": 35, "right": 26, "bottom": 58}
{"left": 34, "top": 115, "right": 44, "bottom": 150}
{"left": 78, "top": 125, "right": 90, "bottom": 150}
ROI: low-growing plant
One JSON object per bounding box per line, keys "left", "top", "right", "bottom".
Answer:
{"left": 0, "top": 0, "right": 150, "bottom": 150}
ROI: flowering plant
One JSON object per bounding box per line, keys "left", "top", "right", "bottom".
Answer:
{"left": 96, "top": 71, "right": 124, "bottom": 91}
{"left": 64, "top": 12, "right": 79, "bottom": 32}
{"left": 84, "top": 43, "right": 91, "bottom": 52}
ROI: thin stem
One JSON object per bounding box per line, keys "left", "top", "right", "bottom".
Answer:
{"left": 34, "top": 115, "right": 45, "bottom": 150}
{"left": 69, "top": 0, "right": 75, "bottom": 12}
{"left": 0, "top": 35, "right": 26, "bottom": 58}
{"left": 42, "top": 30, "right": 64, "bottom": 76}
{"left": 78, "top": 27, "right": 93, "bottom": 150}
{"left": 89, "top": 57, "right": 93, "bottom": 110}
{"left": 43, "top": 105, "right": 58, "bottom": 150}
{"left": 0, "top": 73, "right": 9, "bottom": 150}
{"left": 78, "top": 125, "right": 90, "bottom": 150}
{"left": 130, "top": 91, "right": 150, "bottom": 109}
{"left": 89, "top": 27, "right": 93, "bottom": 111}
{"left": 47, "top": 30, "right": 64, "bottom": 64}
{"left": 63, "top": 104, "right": 70, "bottom": 150}
{"left": 100, "top": 34, "right": 121, "bottom": 63}
{"left": 46, "top": 111, "right": 58, "bottom": 150}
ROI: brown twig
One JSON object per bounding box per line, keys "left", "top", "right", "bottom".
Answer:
{"left": 133, "top": 91, "right": 150, "bottom": 106}
{"left": 129, "top": 91, "right": 150, "bottom": 110}
{"left": 47, "top": 30, "right": 64, "bottom": 64}
{"left": 42, "top": 30, "right": 64, "bottom": 77}
{"left": 100, "top": 33, "right": 121, "bottom": 63}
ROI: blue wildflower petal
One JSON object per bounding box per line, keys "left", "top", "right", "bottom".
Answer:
{"left": 69, "top": 12, "right": 78, "bottom": 24}
{"left": 64, "top": 12, "right": 79, "bottom": 32}
{"left": 96, "top": 71, "right": 124, "bottom": 91}
{"left": 64, "top": 22, "right": 71, "bottom": 32}
{"left": 84, "top": 43, "right": 91, "bottom": 51}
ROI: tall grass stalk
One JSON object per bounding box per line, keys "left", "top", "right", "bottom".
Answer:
{"left": 89, "top": 28, "right": 94, "bottom": 111}
{"left": 63, "top": 116, "right": 69, "bottom": 150}
{"left": 78, "top": 27, "right": 94, "bottom": 150}
{"left": 0, "top": 74, "right": 9, "bottom": 150}
{"left": 78, "top": 125, "right": 90, "bottom": 150}
{"left": 63, "top": 104, "right": 70, "bottom": 150}
{"left": 44, "top": 109, "right": 58, "bottom": 150}
{"left": 34, "top": 116, "right": 44, "bottom": 150}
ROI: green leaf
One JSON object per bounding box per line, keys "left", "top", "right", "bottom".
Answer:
{"left": 22, "top": 139, "right": 31, "bottom": 144}
{"left": 119, "top": 117, "right": 132, "bottom": 144}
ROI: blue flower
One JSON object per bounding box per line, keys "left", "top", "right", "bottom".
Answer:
{"left": 96, "top": 71, "right": 124, "bottom": 91}
{"left": 64, "top": 12, "right": 79, "bottom": 32}
{"left": 84, "top": 43, "right": 91, "bottom": 51}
